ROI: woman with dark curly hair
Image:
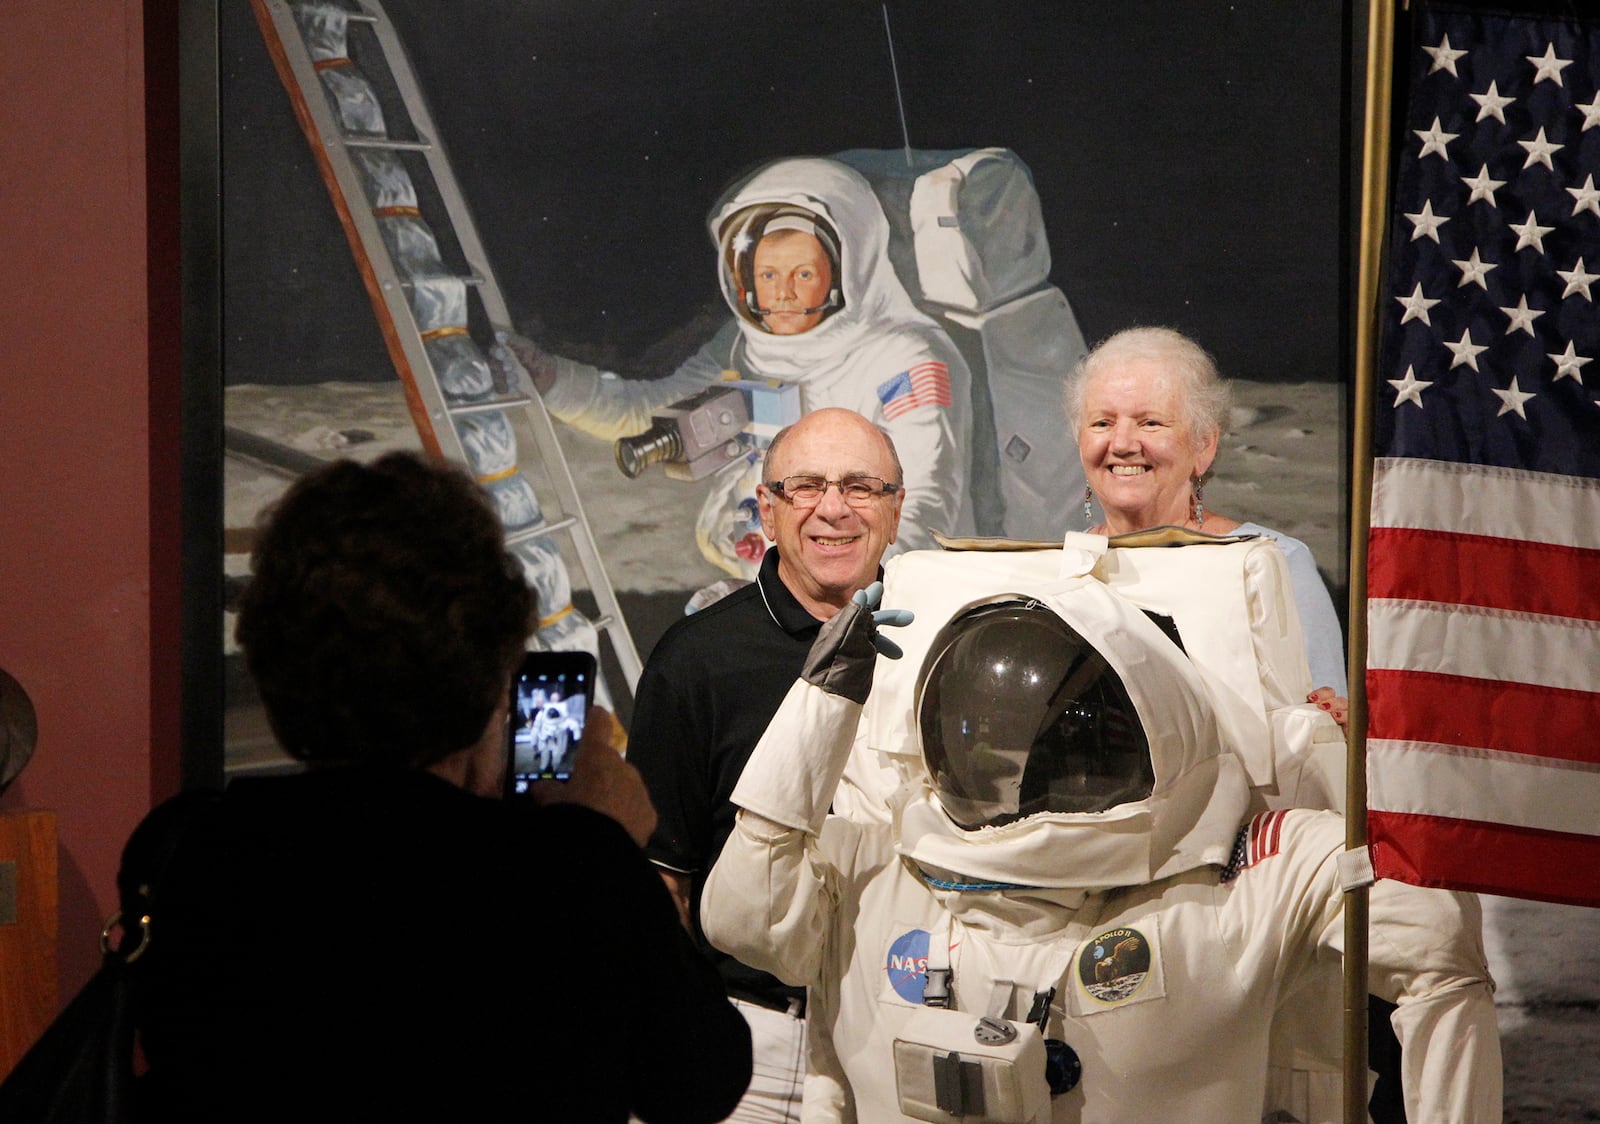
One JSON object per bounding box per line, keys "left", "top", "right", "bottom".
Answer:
{"left": 138, "top": 452, "right": 750, "bottom": 1123}
{"left": 235, "top": 450, "right": 534, "bottom": 776}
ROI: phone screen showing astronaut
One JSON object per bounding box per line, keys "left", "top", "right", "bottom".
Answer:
{"left": 505, "top": 651, "right": 595, "bottom": 792}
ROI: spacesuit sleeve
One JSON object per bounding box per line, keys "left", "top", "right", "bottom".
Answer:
{"left": 1242, "top": 812, "right": 1500, "bottom": 1119}
{"left": 1252, "top": 528, "right": 1347, "bottom": 696}
{"left": 1240, "top": 541, "right": 1346, "bottom": 812}
{"left": 539, "top": 321, "right": 739, "bottom": 442}
{"left": 1364, "top": 878, "right": 1503, "bottom": 1120}
{"left": 1281, "top": 812, "right": 1501, "bottom": 1121}
{"left": 700, "top": 678, "right": 864, "bottom": 988}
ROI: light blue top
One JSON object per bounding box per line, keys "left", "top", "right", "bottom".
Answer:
{"left": 1235, "top": 522, "right": 1348, "bottom": 696}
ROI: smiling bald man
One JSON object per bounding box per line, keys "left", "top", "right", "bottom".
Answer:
{"left": 626, "top": 408, "right": 903, "bottom": 1120}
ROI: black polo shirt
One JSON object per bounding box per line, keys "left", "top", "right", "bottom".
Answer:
{"left": 628, "top": 549, "right": 822, "bottom": 1010}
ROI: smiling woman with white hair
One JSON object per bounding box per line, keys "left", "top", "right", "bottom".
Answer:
{"left": 1064, "top": 326, "right": 1349, "bottom": 717}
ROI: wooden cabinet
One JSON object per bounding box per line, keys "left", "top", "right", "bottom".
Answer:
{"left": 0, "top": 811, "right": 57, "bottom": 1079}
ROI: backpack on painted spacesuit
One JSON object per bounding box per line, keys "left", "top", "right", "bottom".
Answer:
{"left": 837, "top": 147, "right": 1089, "bottom": 542}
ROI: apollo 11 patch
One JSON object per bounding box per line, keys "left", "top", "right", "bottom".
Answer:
{"left": 1072, "top": 920, "right": 1165, "bottom": 1013}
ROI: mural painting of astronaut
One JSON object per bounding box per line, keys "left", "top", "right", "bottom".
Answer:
{"left": 509, "top": 149, "right": 1089, "bottom": 582}
{"left": 510, "top": 156, "right": 972, "bottom": 578}
{"left": 221, "top": 1, "right": 1349, "bottom": 623}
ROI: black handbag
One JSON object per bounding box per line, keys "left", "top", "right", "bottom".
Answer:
{"left": 0, "top": 791, "right": 219, "bottom": 1123}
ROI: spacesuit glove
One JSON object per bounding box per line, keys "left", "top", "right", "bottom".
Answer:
{"left": 866, "top": 585, "right": 915, "bottom": 659}
{"left": 801, "top": 582, "right": 913, "bottom": 704}
{"left": 729, "top": 678, "right": 865, "bottom": 836}
{"left": 492, "top": 329, "right": 557, "bottom": 395}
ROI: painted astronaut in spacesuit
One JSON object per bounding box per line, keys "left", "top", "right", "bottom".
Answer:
{"left": 504, "top": 157, "right": 974, "bottom": 578}
{"left": 700, "top": 566, "right": 1501, "bottom": 1122}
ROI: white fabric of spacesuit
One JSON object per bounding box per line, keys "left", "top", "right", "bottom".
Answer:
{"left": 832, "top": 532, "right": 1346, "bottom": 826}
{"left": 538, "top": 157, "right": 975, "bottom": 577}
{"left": 701, "top": 563, "right": 1501, "bottom": 1122}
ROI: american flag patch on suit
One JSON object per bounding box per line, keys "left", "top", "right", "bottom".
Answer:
{"left": 876, "top": 361, "right": 952, "bottom": 421}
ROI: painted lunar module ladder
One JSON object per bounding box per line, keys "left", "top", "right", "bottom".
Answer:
{"left": 251, "top": 0, "right": 642, "bottom": 694}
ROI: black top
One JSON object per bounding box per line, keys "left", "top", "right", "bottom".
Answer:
{"left": 628, "top": 550, "right": 821, "bottom": 1010}
{"left": 135, "top": 768, "right": 751, "bottom": 1123}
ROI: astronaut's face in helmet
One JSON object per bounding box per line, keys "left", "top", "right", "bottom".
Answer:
{"left": 752, "top": 230, "right": 834, "bottom": 335}
{"left": 917, "top": 599, "right": 1156, "bottom": 830}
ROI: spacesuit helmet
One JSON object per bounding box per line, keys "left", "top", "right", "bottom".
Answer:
{"left": 916, "top": 597, "right": 1155, "bottom": 830}
{"left": 718, "top": 202, "right": 844, "bottom": 331}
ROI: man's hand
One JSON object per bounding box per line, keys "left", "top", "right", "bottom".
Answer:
{"left": 526, "top": 706, "right": 657, "bottom": 848}
{"left": 801, "top": 582, "right": 913, "bottom": 704}
{"left": 491, "top": 330, "right": 558, "bottom": 396}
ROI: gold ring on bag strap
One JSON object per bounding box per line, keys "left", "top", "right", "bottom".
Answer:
{"left": 100, "top": 908, "right": 153, "bottom": 964}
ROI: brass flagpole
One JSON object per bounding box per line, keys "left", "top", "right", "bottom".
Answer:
{"left": 1347, "top": 0, "right": 1398, "bottom": 1120}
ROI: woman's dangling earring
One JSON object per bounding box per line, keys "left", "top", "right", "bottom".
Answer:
{"left": 1083, "top": 486, "right": 1094, "bottom": 528}
{"left": 1192, "top": 476, "right": 1205, "bottom": 529}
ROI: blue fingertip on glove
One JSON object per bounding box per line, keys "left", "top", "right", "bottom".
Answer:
{"left": 852, "top": 582, "right": 914, "bottom": 659}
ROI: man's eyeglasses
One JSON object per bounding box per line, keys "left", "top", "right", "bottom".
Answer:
{"left": 765, "top": 475, "right": 901, "bottom": 508}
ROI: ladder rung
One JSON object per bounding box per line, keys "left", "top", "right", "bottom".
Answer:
{"left": 344, "top": 136, "right": 433, "bottom": 152}
{"left": 591, "top": 614, "right": 617, "bottom": 633}
{"left": 399, "top": 273, "right": 486, "bottom": 288}
{"left": 505, "top": 515, "right": 577, "bottom": 547}
{"left": 448, "top": 392, "right": 535, "bottom": 416}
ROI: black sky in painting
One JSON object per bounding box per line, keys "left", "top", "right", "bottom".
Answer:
{"left": 222, "top": 1, "right": 1348, "bottom": 385}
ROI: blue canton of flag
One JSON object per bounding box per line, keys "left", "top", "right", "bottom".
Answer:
{"left": 1377, "top": 8, "right": 1600, "bottom": 470}
{"left": 1368, "top": 5, "right": 1600, "bottom": 907}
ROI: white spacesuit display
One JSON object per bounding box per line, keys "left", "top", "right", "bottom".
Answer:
{"left": 701, "top": 560, "right": 1501, "bottom": 1122}
{"left": 825, "top": 533, "right": 1351, "bottom": 1121}
{"left": 528, "top": 701, "right": 579, "bottom": 773}
{"left": 536, "top": 157, "right": 975, "bottom": 577}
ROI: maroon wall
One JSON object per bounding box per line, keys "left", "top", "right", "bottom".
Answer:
{"left": 0, "top": 0, "right": 177, "bottom": 1002}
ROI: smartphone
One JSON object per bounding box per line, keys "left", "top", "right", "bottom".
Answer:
{"left": 505, "top": 650, "right": 596, "bottom": 794}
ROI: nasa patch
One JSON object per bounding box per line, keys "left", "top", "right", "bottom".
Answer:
{"left": 884, "top": 928, "right": 932, "bottom": 1004}
{"left": 1074, "top": 924, "right": 1161, "bottom": 1011}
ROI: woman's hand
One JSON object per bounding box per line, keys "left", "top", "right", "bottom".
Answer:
{"left": 526, "top": 707, "right": 657, "bottom": 848}
{"left": 1307, "top": 686, "right": 1348, "bottom": 734}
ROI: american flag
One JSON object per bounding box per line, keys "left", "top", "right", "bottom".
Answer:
{"left": 876, "top": 361, "right": 952, "bottom": 421}
{"left": 1369, "top": 5, "right": 1600, "bottom": 907}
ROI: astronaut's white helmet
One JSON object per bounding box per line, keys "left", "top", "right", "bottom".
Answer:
{"left": 915, "top": 597, "right": 1157, "bottom": 830}
{"left": 717, "top": 202, "right": 844, "bottom": 331}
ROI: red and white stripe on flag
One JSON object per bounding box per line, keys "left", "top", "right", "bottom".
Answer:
{"left": 1368, "top": 7, "right": 1600, "bottom": 907}
{"left": 1367, "top": 460, "right": 1600, "bottom": 907}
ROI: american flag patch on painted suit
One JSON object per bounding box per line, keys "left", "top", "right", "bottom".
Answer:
{"left": 876, "top": 361, "right": 952, "bottom": 420}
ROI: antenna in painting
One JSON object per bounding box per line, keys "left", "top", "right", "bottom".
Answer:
{"left": 881, "top": 4, "right": 913, "bottom": 168}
